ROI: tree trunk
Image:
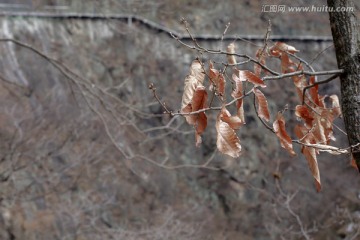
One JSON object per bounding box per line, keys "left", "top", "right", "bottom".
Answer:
{"left": 327, "top": 0, "right": 360, "bottom": 169}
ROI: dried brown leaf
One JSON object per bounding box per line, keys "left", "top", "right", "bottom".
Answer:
{"left": 292, "top": 73, "right": 307, "bottom": 100}
{"left": 227, "top": 43, "right": 236, "bottom": 65}
{"left": 254, "top": 88, "right": 270, "bottom": 122}
{"left": 181, "top": 103, "right": 194, "bottom": 124}
{"left": 208, "top": 62, "right": 225, "bottom": 97}
{"left": 272, "top": 42, "right": 299, "bottom": 54}
{"left": 190, "top": 86, "right": 208, "bottom": 147}
{"left": 329, "top": 94, "right": 341, "bottom": 118}
{"left": 292, "top": 74, "right": 305, "bottom": 89}
{"left": 297, "top": 107, "right": 335, "bottom": 145}
{"left": 303, "top": 145, "right": 321, "bottom": 192}
{"left": 181, "top": 60, "right": 205, "bottom": 110}
{"left": 319, "top": 110, "right": 336, "bottom": 143}
{"left": 269, "top": 42, "right": 298, "bottom": 73}
{"left": 294, "top": 124, "right": 306, "bottom": 140}
{"left": 312, "top": 113, "right": 328, "bottom": 144}
{"left": 295, "top": 105, "right": 314, "bottom": 128}
{"left": 308, "top": 76, "right": 321, "bottom": 106}
{"left": 209, "top": 68, "right": 218, "bottom": 86}
{"left": 195, "top": 111, "right": 207, "bottom": 147}
{"left": 273, "top": 112, "right": 296, "bottom": 156}
{"left": 232, "top": 73, "right": 243, "bottom": 95}
{"left": 295, "top": 125, "right": 321, "bottom": 191}
{"left": 232, "top": 73, "right": 245, "bottom": 124}
{"left": 218, "top": 73, "right": 225, "bottom": 97}
{"left": 281, "top": 53, "right": 295, "bottom": 73}
{"left": 208, "top": 60, "right": 218, "bottom": 88}
{"left": 216, "top": 108, "right": 242, "bottom": 158}
{"left": 237, "top": 70, "right": 266, "bottom": 88}
{"left": 191, "top": 86, "right": 207, "bottom": 111}
{"left": 254, "top": 48, "right": 267, "bottom": 76}
{"left": 220, "top": 108, "right": 243, "bottom": 130}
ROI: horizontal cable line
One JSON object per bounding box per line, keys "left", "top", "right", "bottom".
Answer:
{"left": 0, "top": 11, "right": 333, "bottom": 42}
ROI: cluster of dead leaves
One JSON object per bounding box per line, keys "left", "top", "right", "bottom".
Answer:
{"left": 268, "top": 43, "right": 341, "bottom": 191}
{"left": 180, "top": 42, "right": 342, "bottom": 191}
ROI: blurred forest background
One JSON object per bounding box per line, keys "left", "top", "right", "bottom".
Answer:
{"left": 0, "top": 0, "right": 359, "bottom": 239}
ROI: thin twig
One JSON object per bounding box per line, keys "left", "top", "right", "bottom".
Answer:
{"left": 148, "top": 83, "right": 173, "bottom": 116}
{"left": 263, "top": 69, "right": 343, "bottom": 81}
{"left": 292, "top": 140, "right": 354, "bottom": 154}
{"left": 275, "top": 181, "right": 312, "bottom": 240}
{"left": 259, "top": 19, "right": 272, "bottom": 58}
{"left": 171, "top": 87, "right": 255, "bottom": 116}
{"left": 170, "top": 32, "right": 280, "bottom": 76}
{"left": 143, "top": 116, "right": 179, "bottom": 133}
{"left": 309, "top": 44, "right": 334, "bottom": 65}
{"left": 349, "top": 225, "right": 360, "bottom": 240}
{"left": 0, "top": 38, "right": 79, "bottom": 105}
{"left": 181, "top": 18, "right": 202, "bottom": 50}
{"left": 133, "top": 154, "right": 222, "bottom": 170}
{"left": 288, "top": 52, "right": 315, "bottom": 73}
{"left": 0, "top": 38, "right": 152, "bottom": 166}
{"left": 219, "top": 22, "right": 230, "bottom": 51}
{"left": 222, "top": 59, "right": 251, "bottom": 67}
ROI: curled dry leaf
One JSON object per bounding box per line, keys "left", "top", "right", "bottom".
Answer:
{"left": 232, "top": 73, "right": 245, "bottom": 124}
{"left": 208, "top": 61, "right": 225, "bottom": 97}
{"left": 227, "top": 43, "right": 236, "bottom": 65}
{"left": 270, "top": 42, "right": 299, "bottom": 55}
{"left": 296, "top": 105, "right": 336, "bottom": 145}
{"left": 303, "top": 145, "right": 321, "bottom": 192}
{"left": 181, "top": 60, "right": 205, "bottom": 110}
{"left": 292, "top": 75, "right": 307, "bottom": 100}
{"left": 237, "top": 70, "right": 266, "bottom": 88}
{"left": 216, "top": 108, "right": 242, "bottom": 158}
{"left": 191, "top": 86, "right": 208, "bottom": 113}
{"left": 312, "top": 112, "right": 333, "bottom": 144}
{"left": 308, "top": 76, "right": 321, "bottom": 106}
{"left": 292, "top": 74, "right": 306, "bottom": 89}
{"left": 269, "top": 42, "right": 298, "bottom": 73}
{"left": 184, "top": 86, "right": 208, "bottom": 147}
{"left": 218, "top": 73, "right": 225, "bottom": 97}
{"left": 295, "top": 105, "right": 314, "bottom": 128}
{"left": 273, "top": 112, "right": 296, "bottom": 156}
{"left": 294, "top": 76, "right": 339, "bottom": 145}
{"left": 195, "top": 111, "right": 207, "bottom": 147}
{"left": 254, "top": 88, "right": 270, "bottom": 122}
{"left": 321, "top": 110, "right": 336, "bottom": 143}
{"left": 220, "top": 108, "right": 243, "bottom": 130}
{"left": 281, "top": 53, "right": 295, "bottom": 73}
{"left": 254, "top": 48, "right": 268, "bottom": 76}
{"left": 208, "top": 60, "right": 219, "bottom": 90}
{"left": 295, "top": 125, "right": 321, "bottom": 192}
{"left": 329, "top": 94, "right": 341, "bottom": 118}
{"left": 208, "top": 61, "right": 218, "bottom": 87}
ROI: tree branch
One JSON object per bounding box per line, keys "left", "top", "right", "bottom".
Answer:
{"left": 263, "top": 69, "right": 343, "bottom": 81}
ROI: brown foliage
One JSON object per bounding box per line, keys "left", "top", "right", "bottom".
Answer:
{"left": 181, "top": 60, "right": 205, "bottom": 110}
{"left": 254, "top": 88, "right": 270, "bottom": 122}
{"left": 175, "top": 42, "right": 344, "bottom": 191}
{"left": 273, "top": 112, "right": 296, "bottom": 156}
{"left": 216, "top": 108, "right": 242, "bottom": 158}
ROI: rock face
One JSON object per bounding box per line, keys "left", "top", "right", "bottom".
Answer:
{"left": 0, "top": 1, "right": 359, "bottom": 239}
